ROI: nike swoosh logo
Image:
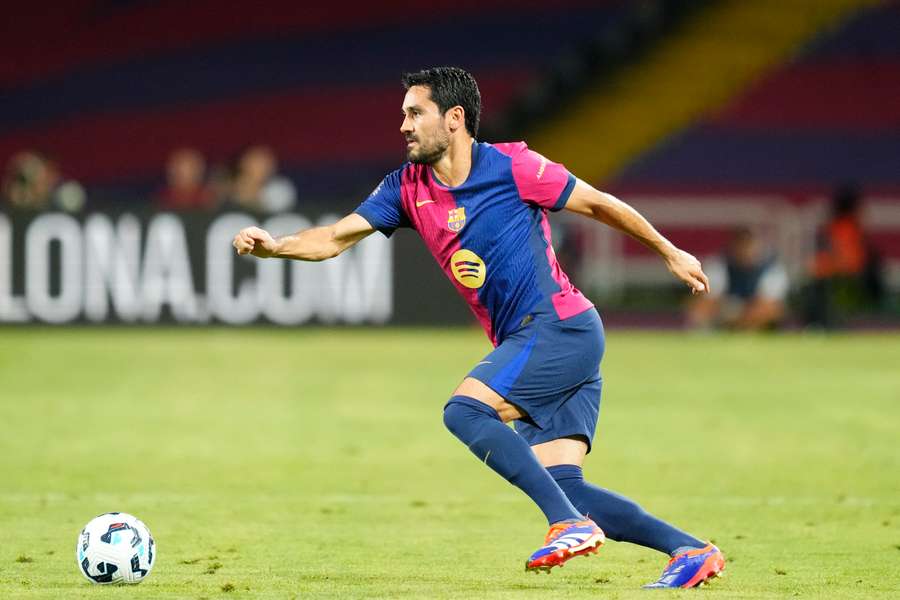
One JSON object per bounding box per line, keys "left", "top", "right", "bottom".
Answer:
{"left": 415, "top": 199, "right": 435, "bottom": 207}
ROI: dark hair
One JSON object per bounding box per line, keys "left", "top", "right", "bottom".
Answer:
{"left": 402, "top": 67, "right": 481, "bottom": 138}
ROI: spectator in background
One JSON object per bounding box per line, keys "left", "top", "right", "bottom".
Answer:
{"left": 686, "top": 227, "right": 788, "bottom": 331}
{"left": 156, "top": 147, "right": 215, "bottom": 211}
{"left": 1, "top": 150, "right": 85, "bottom": 212}
{"left": 805, "top": 183, "right": 885, "bottom": 327}
{"left": 222, "top": 145, "right": 296, "bottom": 213}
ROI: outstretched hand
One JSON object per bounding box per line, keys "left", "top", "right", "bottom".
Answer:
{"left": 233, "top": 226, "right": 279, "bottom": 258}
{"left": 665, "top": 248, "right": 710, "bottom": 295}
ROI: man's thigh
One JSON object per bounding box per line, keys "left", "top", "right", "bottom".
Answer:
{"left": 452, "top": 377, "right": 525, "bottom": 423}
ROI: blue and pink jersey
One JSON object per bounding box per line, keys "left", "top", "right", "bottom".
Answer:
{"left": 355, "top": 141, "right": 594, "bottom": 346}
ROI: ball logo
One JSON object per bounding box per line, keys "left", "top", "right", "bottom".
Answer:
{"left": 450, "top": 249, "right": 486, "bottom": 289}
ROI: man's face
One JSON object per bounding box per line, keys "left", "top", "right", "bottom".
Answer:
{"left": 400, "top": 85, "right": 450, "bottom": 164}
{"left": 167, "top": 149, "right": 205, "bottom": 188}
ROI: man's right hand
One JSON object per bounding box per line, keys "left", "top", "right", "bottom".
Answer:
{"left": 233, "top": 226, "right": 279, "bottom": 258}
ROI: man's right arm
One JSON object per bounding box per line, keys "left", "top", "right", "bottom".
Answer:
{"left": 232, "top": 213, "right": 376, "bottom": 261}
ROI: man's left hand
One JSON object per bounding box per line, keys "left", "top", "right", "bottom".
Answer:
{"left": 665, "top": 249, "right": 710, "bottom": 295}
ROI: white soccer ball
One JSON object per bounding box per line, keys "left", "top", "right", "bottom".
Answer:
{"left": 76, "top": 512, "right": 156, "bottom": 584}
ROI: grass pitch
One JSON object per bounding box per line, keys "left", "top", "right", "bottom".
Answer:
{"left": 0, "top": 327, "right": 898, "bottom": 599}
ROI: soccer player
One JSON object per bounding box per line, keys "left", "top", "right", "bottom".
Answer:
{"left": 233, "top": 67, "right": 725, "bottom": 588}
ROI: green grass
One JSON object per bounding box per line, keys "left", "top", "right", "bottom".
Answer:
{"left": 1, "top": 327, "right": 898, "bottom": 599}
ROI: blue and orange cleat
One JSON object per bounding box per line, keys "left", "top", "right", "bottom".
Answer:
{"left": 525, "top": 519, "right": 605, "bottom": 573}
{"left": 643, "top": 543, "right": 725, "bottom": 588}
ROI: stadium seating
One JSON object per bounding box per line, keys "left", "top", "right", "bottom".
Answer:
{"left": 532, "top": 1, "right": 900, "bottom": 295}
{"left": 0, "top": 1, "right": 634, "bottom": 200}
{"left": 615, "top": 1, "right": 900, "bottom": 193}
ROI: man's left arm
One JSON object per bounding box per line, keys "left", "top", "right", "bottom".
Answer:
{"left": 564, "top": 178, "right": 710, "bottom": 294}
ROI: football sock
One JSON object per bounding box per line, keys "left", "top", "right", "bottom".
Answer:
{"left": 547, "top": 464, "right": 705, "bottom": 555}
{"left": 671, "top": 545, "right": 704, "bottom": 557}
{"left": 443, "top": 396, "right": 583, "bottom": 525}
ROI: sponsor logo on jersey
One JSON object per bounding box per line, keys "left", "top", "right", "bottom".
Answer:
{"left": 450, "top": 249, "right": 486, "bottom": 289}
{"left": 447, "top": 207, "right": 466, "bottom": 232}
{"left": 415, "top": 198, "right": 434, "bottom": 208}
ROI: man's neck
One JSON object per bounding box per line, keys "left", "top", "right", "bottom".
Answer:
{"left": 431, "top": 136, "right": 474, "bottom": 187}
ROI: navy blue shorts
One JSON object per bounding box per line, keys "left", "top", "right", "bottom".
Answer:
{"left": 467, "top": 308, "right": 605, "bottom": 452}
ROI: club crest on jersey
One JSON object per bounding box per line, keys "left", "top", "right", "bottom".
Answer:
{"left": 447, "top": 207, "right": 466, "bottom": 233}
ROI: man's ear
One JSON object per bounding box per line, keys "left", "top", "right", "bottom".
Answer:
{"left": 447, "top": 106, "right": 465, "bottom": 133}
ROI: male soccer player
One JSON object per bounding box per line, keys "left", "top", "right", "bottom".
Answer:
{"left": 233, "top": 67, "right": 725, "bottom": 588}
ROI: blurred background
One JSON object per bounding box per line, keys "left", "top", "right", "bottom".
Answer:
{"left": 2, "top": 0, "right": 898, "bottom": 330}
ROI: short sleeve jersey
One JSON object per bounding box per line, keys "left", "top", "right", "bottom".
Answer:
{"left": 355, "top": 141, "right": 594, "bottom": 346}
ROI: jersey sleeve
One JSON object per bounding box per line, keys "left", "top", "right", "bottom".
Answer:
{"left": 353, "top": 168, "right": 411, "bottom": 237}
{"left": 509, "top": 143, "right": 577, "bottom": 212}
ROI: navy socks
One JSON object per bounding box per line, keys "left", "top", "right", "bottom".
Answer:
{"left": 441, "top": 396, "right": 703, "bottom": 553}
{"left": 548, "top": 464, "right": 704, "bottom": 555}
{"left": 443, "top": 396, "right": 582, "bottom": 525}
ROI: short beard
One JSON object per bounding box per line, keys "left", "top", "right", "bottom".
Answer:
{"left": 407, "top": 133, "right": 450, "bottom": 165}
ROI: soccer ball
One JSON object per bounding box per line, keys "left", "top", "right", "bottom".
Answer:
{"left": 76, "top": 512, "right": 156, "bottom": 584}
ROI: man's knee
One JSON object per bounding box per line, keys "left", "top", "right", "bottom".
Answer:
{"left": 442, "top": 399, "right": 466, "bottom": 437}
{"left": 443, "top": 395, "right": 500, "bottom": 437}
